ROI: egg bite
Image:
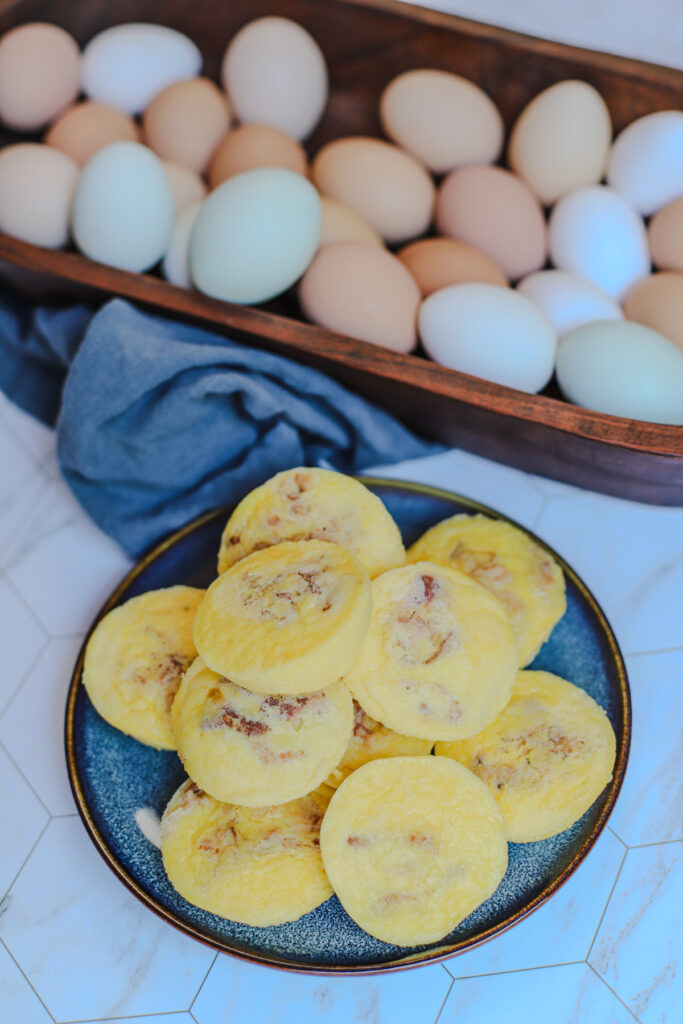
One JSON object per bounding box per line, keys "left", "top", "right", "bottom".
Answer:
{"left": 172, "top": 657, "right": 353, "bottom": 806}
{"left": 194, "top": 539, "right": 371, "bottom": 695}
{"left": 216, "top": 466, "right": 405, "bottom": 579}
{"left": 82, "top": 585, "right": 204, "bottom": 749}
{"left": 161, "top": 779, "right": 331, "bottom": 926}
{"left": 407, "top": 513, "right": 566, "bottom": 666}
{"left": 436, "top": 670, "right": 617, "bottom": 843}
{"left": 320, "top": 756, "right": 508, "bottom": 946}
{"left": 343, "top": 562, "right": 518, "bottom": 741}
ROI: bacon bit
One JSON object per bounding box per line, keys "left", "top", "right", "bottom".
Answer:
{"left": 298, "top": 570, "right": 322, "bottom": 594}
{"left": 189, "top": 782, "right": 203, "bottom": 796}
{"left": 274, "top": 590, "right": 297, "bottom": 607}
{"left": 252, "top": 541, "right": 269, "bottom": 551}
{"left": 261, "top": 695, "right": 310, "bottom": 718}
{"left": 352, "top": 704, "right": 374, "bottom": 740}
{"left": 220, "top": 705, "right": 269, "bottom": 736}
{"left": 229, "top": 535, "right": 240, "bottom": 546}
{"left": 547, "top": 725, "right": 573, "bottom": 755}
{"left": 421, "top": 575, "right": 437, "bottom": 602}
{"left": 321, "top": 601, "right": 331, "bottom": 612}
{"left": 409, "top": 833, "right": 432, "bottom": 845}
{"left": 266, "top": 515, "right": 280, "bottom": 527}
{"left": 424, "top": 631, "right": 453, "bottom": 664}
{"left": 380, "top": 892, "right": 415, "bottom": 905}
{"left": 346, "top": 834, "right": 370, "bottom": 846}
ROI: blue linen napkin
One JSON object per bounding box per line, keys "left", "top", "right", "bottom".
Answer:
{"left": 44, "top": 298, "right": 440, "bottom": 555}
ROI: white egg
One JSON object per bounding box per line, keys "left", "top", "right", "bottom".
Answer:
{"left": 221, "top": 17, "right": 327, "bottom": 141}
{"left": 71, "top": 141, "right": 174, "bottom": 272}
{"left": 81, "top": 24, "right": 201, "bottom": 115}
{"left": 162, "top": 201, "right": 203, "bottom": 288}
{"left": 517, "top": 270, "right": 623, "bottom": 337}
{"left": 548, "top": 185, "right": 650, "bottom": 300}
{"left": 607, "top": 111, "right": 683, "bottom": 216}
{"left": 189, "top": 167, "right": 321, "bottom": 304}
{"left": 419, "top": 282, "right": 557, "bottom": 393}
{"left": 557, "top": 321, "right": 683, "bottom": 424}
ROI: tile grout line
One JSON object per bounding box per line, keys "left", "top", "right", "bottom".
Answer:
{"left": 625, "top": 837, "right": 683, "bottom": 849}
{"left": 432, "top": 968, "right": 455, "bottom": 1024}
{"left": 0, "top": 737, "right": 53, "bottom": 819}
{"left": 0, "top": 935, "right": 58, "bottom": 1023}
{"left": 606, "top": 824, "right": 629, "bottom": 849}
{"left": 2, "top": 568, "right": 51, "bottom": 644}
{"left": 445, "top": 958, "right": 587, "bottom": 982}
{"left": 188, "top": 951, "right": 219, "bottom": 1014}
{"left": 0, "top": 817, "right": 50, "bottom": 904}
{"left": 0, "top": 627, "right": 49, "bottom": 722}
{"left": 60, "top": 1010, "right": 194, "bottom": 1023}
{"left": 1, "top": 405, "right": 56, "bottom": 474}
{"left": 529, "top": 494, "right": 549, "bottom": 533}
{"left": 624, "top": 645, "right": 683, "bottom": 659}
{"left": 586, "top": 960, "right": 641, "bottom": 1023}
{"left": 585, "top": 845, "right": 628, "bottom": 963}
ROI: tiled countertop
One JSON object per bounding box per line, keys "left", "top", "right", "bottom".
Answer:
{"left": 1, "top": 388, "right": 681, "bottom": 1024}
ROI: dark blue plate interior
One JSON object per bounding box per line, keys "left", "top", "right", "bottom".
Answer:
{"left": 67, "top": 479, "right": 630, "bottom": 972}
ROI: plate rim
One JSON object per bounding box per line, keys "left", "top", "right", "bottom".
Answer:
{"left": 64, "top": 476, "right": 631, "bottom": 975}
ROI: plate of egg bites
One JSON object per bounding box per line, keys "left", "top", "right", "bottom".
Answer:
{"left": 66, "top": 469, "right": 630, "bottom": 970}
{"left": 0, "top": 13, "right": 682, "bottom": 427}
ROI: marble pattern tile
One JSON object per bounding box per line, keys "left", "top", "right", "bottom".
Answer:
{"left": 440, "top": 962, "right": 634, "bottom": 1024}
{"left": 0, "top": 817, "right": 215, "bottom": 1022}
{"left": 2, "top": 399, "right": 58, "bottom": 476}
{"left": 590, "top": 842, "right": 682, "bottom": 1024}
{"left": 367, "top": 449, "right": 545, "bottom": 527}
{"left": 608, "top": 651, "right": 683, "bottom": 846}
{"left": 5, "top": 475, "right": 131, "bottom": 636}
{"left": 192, "top": 954, "right": 451, "bottom": 1024}
{"left": 446, "top": 828, "right": 625, "bottom": 978}
{"left": 76, "top": 1016, "right": 197, "bottom": 1024}
{"left": 0, "top": 636, "right": 85, "bottom": 816}
{"left": 0, "top": 745, "right": 48, "bottom": 897}
{"left": 0, "top": 428, "right": 49, "bottom": 572}
{"left": 535, "top": 492, "right": 683, "bottom": 655}
{"left": 0, "top": 941, "right": 53, "bottom": 1024}
{"left": 0, "top": 578, "right": 46, "bottom": 717}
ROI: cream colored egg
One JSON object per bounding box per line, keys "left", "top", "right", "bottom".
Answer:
{"left": 436, "top": 165, "right": 547, "bottom": 281}
{"left": 398, "top": 237, "right": 507, "bottom": 297}
{"left": 299, "top": 242, "right": 420, "bottom": 352}
{"left": 648, "top": 197, "right": 683, "bottom": 272}
{"left": 208, "top": 123, "right": 307, "bottom": 188}
{"left": 45, "top": 102, "right": 140, "bottom": 166}
{"left": 380, "top": 68, "right": 504, "bottom": 174}
{"left": 623, "top": 273, "right": 683, "bottom": 352}
{"left": 143, "top": 77, "right": 231, "bottom": 175}
{"left": 162, "top": 161, "right": 207, "bottom": 215}
{"left": 162, "top": 201, "right": 202, "bottom": 288}
{"left": 312, "top": 137, "right": 435, "bottom": 245}
{"left": 517, "top": 270, "right": 623, "bottom": 337}
{"left": 0, "top": 143, "right": 78, "bottom": 247}
{"left": 319, "top": 198, "right": 384, "bottom": 248}
{"left": 0, "top": 22, "right": 80, "bottom": 131}
{"left": 508, "top": 80, "right": 612, "bottom": 205}
{"left": 221, "top": 17, "right": 328, "bottom": 141}
{"left": 607, "top": 111, "right": 683, "bottom": 216}
{"left": 556, "top": 321, "right": 683, "bottom": 424}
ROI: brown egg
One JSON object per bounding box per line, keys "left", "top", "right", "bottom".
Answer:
{"left": 320, "top": 197, "right": 383, "bottom": 248}
{"left": 436, "top": 165, "right": 547, "bottom": 281}
{"left": 648, "top": 197, "right": 683, "bottom": 272}
{"left": 45, "top": 102, "right": 140, "bottom": 166}
{"left": 623, "top": 273, "right": 683, "bottom": 352}
{"left": 162, "top": 160, "right": 207, "bottom": 216}
{"left": 312, "top": 137, "right": 435, "bottom": 245}
{"left": 143, "top": 77, "right": 231, "bottom": 174}
{"left": 299, "top": 242, "right": 421, "bottom": 352}
{"left": 209, "top": 123, "right": 307, "bottom": 188}
{"left": 0, "top": 23, "right": 80, "bottom": 131}
{"left": 397, "top": 237, "right": 507, "bottom": 297}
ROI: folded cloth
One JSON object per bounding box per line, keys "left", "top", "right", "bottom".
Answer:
{"left": 56, "top": 299, "right": 441, "bottom": 555}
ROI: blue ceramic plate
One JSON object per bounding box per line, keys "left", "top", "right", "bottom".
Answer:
{"left": 65, "top": 479, "right": 630, "bottom": 973}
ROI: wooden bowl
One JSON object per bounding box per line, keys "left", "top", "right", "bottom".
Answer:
{"left": 1, "top": 0, "right": 682, "bottom": 503}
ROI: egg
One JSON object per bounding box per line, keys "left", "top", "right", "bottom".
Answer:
{"left": 508, "top": 80, "right": 612, "bottom": 205}
{"left": 189, "top": 167, "right": 320, "bottom": 304}
{"left": 208, "top": 124, "right": 307, "bottom": 189}
{"left": 162, "top": 201, "right": 203, "bottom": 288}
{"left": 0, "top": 143, "right": 78, "bottom": 247}
{"left": 548, "top": 185, "right": 650, "bottom": 299}
{"left": 312, "top": 137, "right": 435, "bottom": 245}
{"left": 81, "top": 24, "right": 201, "bottom": 115}
{"left": 379, "top": 69, "right": 504, "bottom": 174}
{"left": 0, "top": 23, "right": 80, "bottom": 131}
{"left": 517, "top": 270, "right": 623, "bottom": 337}
{"left": 556, "top": 321, "right": 683, "bottom": 424}
{"left": 221, "top": 17, "right": 327, "bottom": 141}
{"left": 299, "top": 242, "right": 420, "bottom": 352}
{"left": 162, "top": 161, "right": 207, "bottom": 216}
{"left": 648, "top": 197, "right": 683, "bottom": 272}
{"left": 45, "top": 102, "right": 140, "bottom": 166}
{"left": 398, "top": 237, "right": 507, "bottom": 297}
{"left": 319, "top": 198, "right": 384, "bottom": 248}
{"left": 143, "top": 77, "right": 231, "bottom": 175}
{"left": 607, "top": 111, "right": 683, "bottom": 216}
{"left": 623, "top": 273, "right": 683, "bottom": 352}
{"left": 436, "top": 165, "right": 547, "bottom": 281}
{"left": 419, "top": 283, "right": 556, "bottom": 392}
{"left": 71, "top": 141, "right": 174, "bottom": 272}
